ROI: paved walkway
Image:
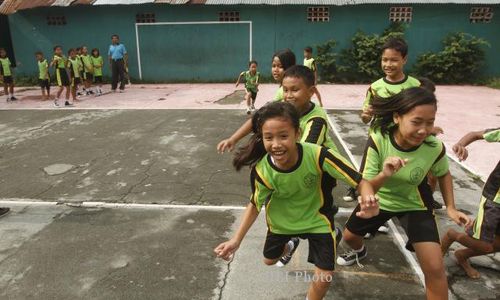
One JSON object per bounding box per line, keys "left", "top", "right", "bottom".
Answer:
{"left": 2, "top": 83, "right": 498, "bottom": 179}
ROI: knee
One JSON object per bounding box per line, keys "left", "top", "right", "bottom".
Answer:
{"left": 263, "top": 258, "right": 278, "bottom": 266}
{"left": 422, "top": 259, "right": 446, "bottom": 279}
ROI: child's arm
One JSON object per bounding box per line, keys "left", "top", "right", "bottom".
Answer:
{"left": 235, "top": 72, "right": 243, "bottom": 87}
{"left": 360, "top": 88, "right": 374, "bottom": 124}
{"left": 312, "top": 61, "right": 318, "bottom": 85}
{"left": 438, "top": 171, "right": 472, "bottom": 227}
{"left": 214, "top": 203, "right": 259, "bottom": 261}
{"left": 302, "top": 118, "right": 327, "bottom": 145}
{"left": 452, "top": 130, "right": 485, "bottom": 161}
{"left": 217, "top": 118, "right": 253, "bottom": 153}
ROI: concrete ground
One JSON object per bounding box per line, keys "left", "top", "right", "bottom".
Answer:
{"left": 0, "top": 84, "right": 498, "bottom": 299}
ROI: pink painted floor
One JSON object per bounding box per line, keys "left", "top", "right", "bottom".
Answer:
{"left": 1, "top": 83, "right": 499, "bottom": 179}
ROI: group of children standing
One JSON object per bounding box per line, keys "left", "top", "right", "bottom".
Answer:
{"left": 0, "top": 45, "right": 105, "bottom": 107}
{"left": 218, "top": 37, "right": 498, "bottom": 300}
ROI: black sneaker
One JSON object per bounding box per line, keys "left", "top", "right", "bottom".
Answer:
{"left": 65, "top": 101, "right": 73, "bottom": 107}
{"left": 431, "top": 199, "right": 443, "bottom": 210}
{"left": 10, "top": 96, "right": 17, "bottom": 101}
{"left": 337, "top": 246, "right": 367, "bottom": 267}
{"left": 335, "top": 227, "right": 343, "bottom": 247}
{"left": 0, "top": 207, "right": 10, "bottom": 217}
{"left": 276, "top": 237, "right": 300, "bottom": 267}
{"left": 343, "top": 187, "right": 358, "bottom": 202}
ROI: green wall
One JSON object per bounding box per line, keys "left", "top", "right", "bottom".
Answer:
{"left": 7, "top": 4, "right": 500, "bottom": 81}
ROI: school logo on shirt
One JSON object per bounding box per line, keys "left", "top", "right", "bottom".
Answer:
{"left": 304, "top": 173, "right": 319, "bottom": 188}
{"left": 409, "top": 167, "right": 425, "bottom": 185}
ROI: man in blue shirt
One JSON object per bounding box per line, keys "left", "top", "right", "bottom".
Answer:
{"left": 108, "top": 34, "right": 128, "bottom": 92}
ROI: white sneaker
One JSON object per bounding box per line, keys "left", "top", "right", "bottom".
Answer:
{"left": 246, "top": 108, "right": 251, "bottom": 115}
{"left": 378, "top": 224, "right": 389, "bottom": 233}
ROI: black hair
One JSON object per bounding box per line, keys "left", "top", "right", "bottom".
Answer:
{"left": 283, "top": 65, "right": 315, "bottom": 87}
{"left": 35, "top": 51, "right": 43, "bottom": 56}
{"left": 418, "top": 77, "right": 436, "bottom": 93}
{"left": 53, "top": 45, "right": 62, "bottom": 51}
{"left": 371, "top": 87, "right": 437, "bottom": 136}
{"left": 111, "top": 34, "right": 119, "bottom": 39}
{"left": 0, "top": 47, "right": 5, "bottom": 52}
{"left": 248, "top": 60, "right": 258, "bottom": 66}
{"left": 381, "top": 37, "right": 408, "bottom": 58}
{"left": 91, "top": 48, "right": 100, "bottom": 57}
{"left": 304, "top": 46, "right": 313, "bottom": 53}
{"left": 233, "top": 101, "right": 300, "bottom": 171}
{"left": 68, "top": 48, "right": 75, "bottom": 55}
{"left": 272, "top": 49, "right": 296, "bottom": 71}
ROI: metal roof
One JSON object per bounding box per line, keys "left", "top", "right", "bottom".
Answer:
{"left": 204, "top": 0, "right": 500, "bottom": 4}
{"left": 93, "top": 0, "right": 154, "bottom": 4}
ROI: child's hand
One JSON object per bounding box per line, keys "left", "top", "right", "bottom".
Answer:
{"left": 430, "top": 126, "right": 444, "bottom": 136}
{"left": 382, "top": 157, "right": 408, "bottom": 177}
{"left": 235, "top": 83, "right": 239, "bottom": 88}
{"left": 356, "top": 194, "right": 379, "bottom": 219}
{"left": 452, "top": 143, "right": 468, "bottom": 162}
{"left": 214, "top": 239, "right": 239, "bottom": 261}
{"left": 217, "top": 138, "right": 236, "bottom": 153}
{"left": 447, "top": 208, "right": 472, "bottom": 227}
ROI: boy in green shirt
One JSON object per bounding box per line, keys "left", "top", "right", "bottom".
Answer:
{"left": 441, "top": 127, "right": 500, "bottom": 279}
{"left": 50, "top": 45, "right": 71, "bottom": 107}
{"left": 236, "top": 60, "right": 259, "bottom": 114}
{"left": 80, "top": 46, "right": 94, "bottom": 95}
{"left": 67, "top": 48, "right": 81, "bottom": 104}
{"left": 35, "top": 51, "right": 50, "bottom": 100}
{"left": 303, "top": 46, "right": 323, "bottom": 107}
{"left": 91, "top": 48, "right": 104, "bottom": 96}
{"left": 0, "top": 48, "right": 17, "bottom": 102}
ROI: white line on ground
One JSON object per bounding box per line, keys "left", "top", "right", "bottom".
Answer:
{"left": 326, "top": 114, "right": 427, "bottom": 287}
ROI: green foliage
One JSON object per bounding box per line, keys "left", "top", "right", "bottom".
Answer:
{"left": 413, "top": 32, "right": 490, "bottom": 84}
{"left": 314, "top": 39, "right": 339, "bottom": 83}
{"left": 486, "top": 77, "right": 500, "bottom": 89}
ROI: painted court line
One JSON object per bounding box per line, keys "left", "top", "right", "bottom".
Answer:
{"left": 326, "top": 114, "right": 427, "bottom": 287}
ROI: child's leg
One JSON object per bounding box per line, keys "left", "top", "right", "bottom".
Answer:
{"left": 442, "top": 228, "right": 494, "bottom": 254}
{"left": 342, "top": 228, "right": 364, "bottom": 250}
{"left": 245, "top": 90, "right": 251, "bottom": 108}
{"left": 313, "top": 86, "right": 323, "bottom": 106}
{"left": 65, "top": 86, "right": 70, "bottom": 100}
{"left": 306, "top": 267, "right": 333, "bottom": 300}
{"left": 3, "top": 84, "right": 8, "bottom": 99}
{"left": 41, "top": 87, "right": 47, "bottom": 99}
{"left": 414, "top": 242, "right": 448, "bottom": 300}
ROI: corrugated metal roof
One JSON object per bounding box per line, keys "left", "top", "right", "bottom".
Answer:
{"left": 52, "top": 0, "right": 76, "bottom": 6}
{"left": 93, "top": 0, "right": 154, "bottom": 4}
{"left": 204, "top": 0, "right": 500, "bottom": 4}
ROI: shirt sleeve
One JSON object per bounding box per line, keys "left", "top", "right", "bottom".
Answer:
{"left": 430, "top": 143, "right": 449, "bottom": 177}
{"left": 301, "top": 117, "right": 327, "bottom": 146}
{"left": 250, "top": 167, "right": 273, "bottom": 212}
{"left": 321, "top": 147, "right": 362, "bottom": 188}
{"left": 361, "top": 135, "right": 382, "bottom": 180}
{"left": 122, "top": 45, "right": 127, "bottom": 55}
{"left": 108, "top": 46, "right": 112, "bottom": 57}
{"left": 362, "top": 87, "right": 374, "bottom": 110}
{"left": 483, "top": 128, "right": 500, "bottom": 143}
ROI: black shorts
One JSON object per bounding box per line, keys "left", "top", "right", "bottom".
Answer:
{"left": 263, "top": 231, "right": 337, "bottom": 271}
{"left": 467, "top": 197, "right": 500, "bottom": 243}
{"left": 38, "top": 79, "right": 50, "bottom": 89}
{"left": 345, "top": 204, "right": 440, "bottom": 252}
{"left": 84, "top": 72, "right": 93, "bottom": 81}
{"left": 2, "top": 75, "right": 13, "bottom": 84}
{"left": 56, "top": 69, "right": 70, "bottom": 87}
{"left": 246, "top": 89, "right": 257, "bottom": 100}
{"left": 94, "top": 76, "right": 103, "bottom": 84}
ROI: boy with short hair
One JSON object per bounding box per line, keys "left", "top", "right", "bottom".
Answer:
{"left": 67, "top": 48, "right": 81, "bottom": 104}
{"left": 441, "top": 127, "right": 500, "bottom": 279}
{"left": 303, "top": 46, "right": 323, "bottom": 107}
{"left": 0, "top": 48, "right": 17, "bottom": 102}
{"left": 35, "top": 51, "right": 50, "bottom": 100}
{"left": 80, "top": 46, "right": 94, "bottom": 95}
{"left": 50, "top": 45, "right": 71, "bottom": 107}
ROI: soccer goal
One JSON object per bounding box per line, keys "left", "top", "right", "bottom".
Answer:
{"left": 135, "top": 21, "right": 253, "bottom": 81}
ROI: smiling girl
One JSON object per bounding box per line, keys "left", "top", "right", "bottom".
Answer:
{"left": 337, "top": 87, "right": 471, "bottom": 300}
{"left": 214, "top": 101, "right": 405, "bottom": 300}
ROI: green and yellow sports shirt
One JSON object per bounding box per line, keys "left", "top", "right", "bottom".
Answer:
{"left": 362, "top": 75, "right": 420, "bottom": 110}
{"left": 363, "top": 129, "right": 449, "bottom": 212}
{"left": 251, "top": 143, "right": 362, "bottom": 234}
{"left": 53, "top": 55, "right": 66, "bottom": 69}
{"left": 303, "top": 57, "right": 316, "bottom": 71}
{"left": 300, "top": 102, "right": 338, "bottom": 152}
{"left": 91, "top": 56, "right": 103, "bottom": 76}
{"left": 68, "top": 57, "right": 81, "bottom": 78}
{"left": 0, "top": 57, "right": 12, "bottom": 76}
{"left": 482, "top": 128, "right": 500, "bottom": 204}
{"left": 38, "top": 59, "right": 49, "bottom": 80}
{"left": 80, "top": 54, "right": 93, "bottom": 73}
{"left": 274, "top": 86, "right": 284, "bottom": 102}
{"left": 242, "top": 71, "right": 259, "bottom": 92}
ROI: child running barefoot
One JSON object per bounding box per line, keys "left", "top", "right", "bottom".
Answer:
{"left": 35, "top": 51, "right": 50, "bottom": 100}
{"left": 441, "top": 127, "right": 500, "bottom": 279}
{"left": 50, "top": 45, "right": 71, "bottom": 107}
{"left": 214, "top": 101, "right": 403, "bottom": 300}
{"left": 236, "top": 60, "right": 260, "bottom": 114}
{"left": 0, "top": 48, "right": 17, "bottom": 102}
{"left": 337, "top": 87, "right": 471, "bottom": 300}
{"left": 90, "top": 48, "right": 104, "bottom": 96}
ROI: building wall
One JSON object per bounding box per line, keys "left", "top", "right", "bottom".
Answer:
{"left": 7, "top": 3, "right": 500, "bottom": 81}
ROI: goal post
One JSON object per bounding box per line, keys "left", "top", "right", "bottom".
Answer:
{"left": 135, "top": 21, "right": 253, "bottom": 81}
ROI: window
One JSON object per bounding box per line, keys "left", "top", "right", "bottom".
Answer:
{"left": 219, "top": 11, "right": 240, "bottom": 22}
{"left": 47, "top": 15, "right": 67, "bottom": 26}
{"left": 307, "top": 7, "right": 329, "bottom": 22}
{"left": 389, "top": 7, "right": 412, "bottom": 23}
{"left": 470, "top": 7, "right": 493, "bottom": 23}
{"left": 136, "top": 13, "right": 155, "bottom": 23}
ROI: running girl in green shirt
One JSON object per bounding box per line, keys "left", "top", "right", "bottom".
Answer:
{"left": 215, "top": 101, "right": 404, "bottom": 300}
{"left": 337, "top": 87, "right": 471, "bottom": 300}
{"left": 35, "top": 51, "right": 50, "bottom": 101}
{"left": 236, "top": 60, "right": 260, "bottom": 114}
{"left": 91, "top": 48, "right": 104, "bottom": 96}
